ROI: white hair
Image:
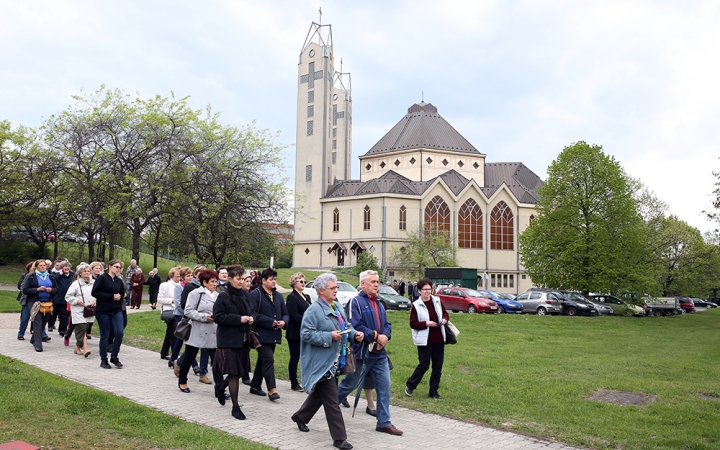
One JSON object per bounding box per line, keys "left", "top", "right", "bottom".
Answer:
{"left": 359, "top": 270, "right": 378, "bottom": 283}
{"left": 314, "top": 272, "right": 337, "bottom": 290}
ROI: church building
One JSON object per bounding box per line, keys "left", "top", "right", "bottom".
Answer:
{"left": 292, "top": 21, "right": 543, "bottom": 294}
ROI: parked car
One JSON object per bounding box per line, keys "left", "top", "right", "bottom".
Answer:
{"left": 691, "top": 298, "right": 717, "bottom": 308}
{"left": 587, "top": 295, "right": 645, "bottom": 316}
{"left": 377, "top": 292, "right": 411, "bottom": 311}
{"left": 677, "top": 297, "right": 695, "bottom": 313}
{"left": 514, "top": 290, "right": 563, "bottom": 315}
{"left": 646, "top": 297, "right": 680, "bottom": 316}
{"left": 435, "top": 287, "right": 498, "bottom": 314}
{"left": 304, "top": 280, "right": 357, "bottom": 306}
{"left": 561, "top": 291, "right": 611, "bottom": 316}
{"left": 477, "top": 290, "right": 523, "bottom": 314}
{"left": 527, "top": 288, "right": 598, "bottom": 316}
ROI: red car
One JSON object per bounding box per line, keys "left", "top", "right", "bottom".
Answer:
{"left": 435, "top": 287, "right": 498, "bottom": 314}
{"left": 677, "top": 297, "right": 695, "bottom": 313}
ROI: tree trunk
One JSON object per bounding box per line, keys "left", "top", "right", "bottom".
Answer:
{"left": 132, "top": 217, "right": 141, "bottom": 262}
{"left": 152, "top": 221, "right": 162, "bottom": 268}
{"left": 108, "top": 242, "right": 115, "bottom": 260}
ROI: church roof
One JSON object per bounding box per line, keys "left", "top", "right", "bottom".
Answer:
{"left": 362, "top": 102, "right": 481, "bottom": 156}
{"left": 324, "top": 165, "right": 543, "bottom": 203}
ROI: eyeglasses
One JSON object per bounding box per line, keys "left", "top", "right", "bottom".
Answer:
{"left": 326, "top": 286, "right": 339, "bottom": 291}
{"left": 421, "top": 288, "right": 432, "bottom": 291}
{"left": 298, "top": 280, "right": 306, "bottom": 284}
{"left": 112, "top": 265, "right": 122, "bottom": 269}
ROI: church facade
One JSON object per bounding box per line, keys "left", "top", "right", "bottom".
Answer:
{"left": 292, "top": 22, "right": 542, "bottom": 295}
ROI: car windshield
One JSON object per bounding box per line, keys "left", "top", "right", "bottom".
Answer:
{"left": 464, "top": 289, "right": 486, "bottom": 298}
{"left": 337, "top": 282, "right": 356, "bottom": 292}
{"left": 378, "top": 285, "right": 399, "bottom": 295}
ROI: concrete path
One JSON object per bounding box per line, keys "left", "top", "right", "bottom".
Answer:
{"left": 0, "top": 313, "right": 577, "bottom": 450}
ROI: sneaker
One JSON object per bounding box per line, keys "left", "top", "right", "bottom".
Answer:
{"left": 109, "top": 357, "right": 123, "bottom": 368}
{"left": 340, "top": 399, "right": 350, "bottom": 408}
{"left": 42, "top": 336, "right": 51, "bottom": 342}
{"left": 430, "top": 394, "right": 443, "bottom": 400}
{"left": 291, "top": 384, "right": 305, "bottom": 392}
{"left": 48, "top": 327, "right": 55, "bottom": 332}
{"left": 17, "top": 336, "right": 24, "bottom": 340}
{"left": 100, "top": 360, "right": 112, "bottom": 369}
{"left": 64, "top": 337, "right": 70, "bottom": 346}
{"left": 405, "top": 385, "right": 414, "bottom": 397}
{"left": 192, "top": 366, "right": 200, "bottom": 375}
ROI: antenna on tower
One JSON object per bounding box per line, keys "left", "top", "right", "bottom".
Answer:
{"left": 319, "top": 6, "right": 322, "bottom": 25}
{"left": 422, "top": 90, "right": 424, "bottom": 102}
{"left": 340, "top": 58, "right": 343, "bottom": 73}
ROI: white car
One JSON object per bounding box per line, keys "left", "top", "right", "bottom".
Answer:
{"left": 304, "top": 280, "right": 358, "bottom": 306}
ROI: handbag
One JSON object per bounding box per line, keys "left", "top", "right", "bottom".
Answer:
{"left": 173, "top": 292, "right": 204, "bottom": 341}
{"left": 39, "top": 301, "right": 54, "bottom": 315}
{"left": 160, "top": 309, "right": 174, "bottom": 322}
{"left": 249, "top": 330, "right": 261, "bottom": 349}
{"left": 341, "top": 345, "right": 356, "bottom": 375}
{"left": 79, "top": 283, "right": 94, "bottom": 317}
{"left": 444, "top": 322, "right": 458, "bottom": 345}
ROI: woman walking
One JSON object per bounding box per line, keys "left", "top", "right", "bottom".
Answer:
{"left": 22, "top": 259, "right": 57, "bottom": 352}
{"left": 158, "top": 267, "right": 181, "bottom": 363}
{"left": 290, "top": 273, "right": 363, "bottom": 450}
{"left": 405, "top": 277, "right": 449, "bottom": 400}
{"left": 130, "top": 268, "right": 145, "bottom": 309}
{"left": 285, "top": 272, "right": 312, "bottom": 392}
{"left": 145, "top": 268, "right": 161, "bottom": 309}
{"left": 91, "top": 259, "right": 126, "bottom": 369}
{"left": 66, "top": 263, "right": 95, "bottom": 357}
{"left": 213, "top": 265, "right": 255, "bottom": 420}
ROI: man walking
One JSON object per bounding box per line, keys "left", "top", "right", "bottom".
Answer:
{"left": 125, "top": 259, "right": 138, "bottom": 305}
{"left": 337, "top": 270, "right": 403, "bottom": 436}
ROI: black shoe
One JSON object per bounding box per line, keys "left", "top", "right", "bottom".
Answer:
{"left": 215, "top": 385, "right": 226, "bottom": 405}
{"left": 242, "top": 379, "right": 251, "bottom": 386}
{"left": 249, "top": 387, "right": 267, "bottom": 396}
{"left": 291, "top": 384, "right": 305, "bottom": 392}
{"left": 48, "top": 327, "right": 55, "bottom": 332}
{"left": 178, "top": 383, "right": 191, "bottom": 393}
{"left": 100, "top": 360, "right": 112, "bottom": 369}
{"left": 231, "top": 406, "right": 246, "bottom": 420}
{"left": 340, "top": 399, "right": 350, "bottom": 408}
{"left": 366, "top": 406, "right": 377, "bottom": 416}
{"left": 42, "top": 336, "right": 51, "bottom": 342}
{"left": 405, "top": 385, "right": 414, "bottom": 397}
{"left": 292, "top": 414, "right": 309, "bottom": 432}
{"left": 333, "top": 440, "right": 353, "bottom": 449}
{"left": 430, "top": 394, "right": 443, "bottom": 400}
{"left": 192, "top": 366, "right": 200, "bottom": 375}
{"left": 268, "top": 392, "right": 280, "bottom": 401}
{"left": 86, "top": 335, "right": 92, "bottom": 340}
{"left": 17, "top": 336, "right": 24, "bottom": 340}
{"left": 35, "top": 348, "right": 43, "bottom": 352}
{"left": 109, "top": 357, "right": 123, "bottom": 368}
{"left": 167, "top": 360, "right": 174, "bottom": 368}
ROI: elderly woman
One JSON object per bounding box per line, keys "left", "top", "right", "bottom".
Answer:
{"left": 158, "top": 267, "right": 181, "bottom": 363}
{"left": 66, "top": 263, "right": 95, "bottom": 357}
{"left": 291, "top": 273, "right": 363, "bottom": 450}
{"left": 22, "top": 259, "right": 58, "bottom": 352}
{"left": 49, "top": 260, "right": 74, "bottom": 336}
{"left": 85, "top": 261, "right": 104, "bottom": 340}
{"left": 17, "top": 261, "right": 35, "bottom": 341}
{"left": 130, "top": 267, "right": 145, "bottom": 309}
{"left": 286, "top": 272, "right": 312, "bottom": 392}
{"left": 145, "top": 268, "right": 161, "bottom": 310}
{"left": 91, "top": 259, "right": 126, "bottom": 369}
{"left": 213, "top": 265, "right": 255, "bottom": 420}
{"left": 177, "top": 269, "right": 223, "bottom": 394}
{"left": 405, "top": 277, "right": 449, "bottom": 400}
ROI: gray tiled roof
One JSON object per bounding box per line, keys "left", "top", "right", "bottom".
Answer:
{"left": 362, "top": 102, "right": 481, "bottom": 156}
{"left": 324, "top": 164, "right": 543, "bottom": 204}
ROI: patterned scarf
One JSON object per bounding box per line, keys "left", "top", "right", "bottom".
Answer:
{"left": 330, "top": 301, "right": 349, "bottom": 369}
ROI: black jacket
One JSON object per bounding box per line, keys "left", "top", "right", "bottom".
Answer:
{"left": 214, "top": 285, "right": 254, "bottom": 349}
{"left": 144, "top": 274, "right": 162, "bottom": 295}
{"left": 22, "top": 273, "right": 57, "bottom": 304}
{"left": 91, "top": 272, "right": 126, "bottom": 315}
{"left": 52, "top": 271, "right": 75, "bottom": 305}
{"left": 249, "top": 288, "right": 289, "bottom": 344}
{"left": 181, "top": 280, "right": 200, "bottom": 309}
{"left": 285, "top": 290, "right": 311, "bottom": 341}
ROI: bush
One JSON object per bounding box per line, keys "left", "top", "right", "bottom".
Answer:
{"left": 0, "top": 240, "right": 46, "bottom": 264}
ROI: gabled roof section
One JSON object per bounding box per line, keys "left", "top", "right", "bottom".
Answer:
{"left": 363, "top": 102, "right": 481, "bottom": 156}
{"left": 484, "top": 162, "right": 543, "bottom": 204}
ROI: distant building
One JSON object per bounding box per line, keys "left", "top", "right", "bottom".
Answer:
{"left": 261, "top": 223, "right": 294, "bottom": 247}
{"left": 292, "top": 21, "right": 543, "bottom": 294}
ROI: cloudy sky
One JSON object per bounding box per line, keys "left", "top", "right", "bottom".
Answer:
{"left": 2, "top": 1, "right": 719, "bottom": 233}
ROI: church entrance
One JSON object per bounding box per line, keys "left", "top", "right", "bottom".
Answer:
{"left": 337, "top": 248, "right": 345, "bottom": 266}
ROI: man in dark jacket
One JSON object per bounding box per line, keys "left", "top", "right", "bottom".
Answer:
{"left": 398, "top": 279, "right": 406, "bottom": 297}
{"left": 337, "top": 270, "right": 403, "bottom": 436}
{"left": 249, "top": 267, "right": 288, "bottom": 401}
{"left": 49, "top": 260, "right": 74, "bottom": 335}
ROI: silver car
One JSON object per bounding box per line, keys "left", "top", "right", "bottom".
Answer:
{"left": 515, "top": 291, "right": 563, "bottom": 315}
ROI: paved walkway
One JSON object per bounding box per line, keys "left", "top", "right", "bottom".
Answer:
{"left": 0, "top": 313, "right": 577, "bottom": 450}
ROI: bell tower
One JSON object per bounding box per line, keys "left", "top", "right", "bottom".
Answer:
{"left": 293, "top": 21, "right": 352, "bottom": 266}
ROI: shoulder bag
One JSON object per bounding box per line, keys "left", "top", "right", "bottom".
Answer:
{"left": 160, "top": 309, "right": 174, "bottom": 322}
{"left": 331, "top": 310, "right": 356, "bottom": 375}
{"left": 80, "top": 286, "right": 95, "bottom": 318}
{"left": 174, "top": 292, "right": 204, "bottom": 341}
{"left": 444, "top": 321, "right": 458, "bottom": 345}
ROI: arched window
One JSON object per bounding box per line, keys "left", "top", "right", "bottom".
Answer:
{"left": 363, "top": 205, "right": 370, "bottom": 230}
{"left": 458, "top": 198, "right": 483, "bottom": 248}
{"left": 490, "top": 201, "right": 514, "bottom": 250}
{"left": 424, "top": 195, "right": 451, "bottom": 235}
{"left": 529, "top": 214, "right": 535, "bottom": 224}
{"left": 333, "top": 208, "right": 339, "bottom": 232}
{"left": 399, "top": 205, "right": 407, "bottom": 230}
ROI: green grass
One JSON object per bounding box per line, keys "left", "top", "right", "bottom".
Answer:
{"left": 0, "top": 290, "right": 21, "bottom": 312}
{"left": 0, "top": 355, "right": 270, "bottom": 449}
{"left": 124, "top": 309, "right": 720, "bottom": 449}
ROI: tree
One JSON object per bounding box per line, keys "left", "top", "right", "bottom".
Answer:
{"left": 353, "top": 251, "right": 380, "bottom": 276}
{"left": 389, "top": 225, "right": 457, "bottom": 279}
{"left": 519, "top": 141, "right": 652, "bottom": 294}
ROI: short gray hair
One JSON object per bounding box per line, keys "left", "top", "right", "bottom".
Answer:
{"left": 314, "top": 273, "right": 337, "bottom": 290}
{"left": 58, "top": 260, "right": 72, "bottom": 270}
{"left": 75, "top": 262, "right": 90, "bottom": 275}
{"left": 359, "top": 270, "right": 378, "bottom": 283}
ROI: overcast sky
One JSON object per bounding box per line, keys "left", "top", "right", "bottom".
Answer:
{"left": 2, "top": 1, "right": 719, "bottom": 233}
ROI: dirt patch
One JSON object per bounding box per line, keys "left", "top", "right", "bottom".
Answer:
{"left": 697, "top": 393, "right": 720, "bottom": 402}
{"left": 587, "top": 389, "right": 656, "bottom": 406}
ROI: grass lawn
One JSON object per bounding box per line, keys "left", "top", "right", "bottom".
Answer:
{"left": 0, "top": 355, "right": 270, "bottom": 449}
{"left": 0, "top": 290, "right": 21, "bottom": 313}
{"left": 125, "top": 308, "right": 720, "bottom": 449}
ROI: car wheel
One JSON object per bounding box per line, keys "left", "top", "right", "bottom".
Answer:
{"left": 653, "top": 309, "right": 664, "bottom": 316}
{"left": 537, "top": 306, "right": 547, "bottom": 316}
{"left": 566, "top": 307, "right": 577, "bottom": 316}
{"left": 498, "top": 305, "right": 505, "bottom": 314}
{"left": 380, "top": 301, "right": 387, "bottom": 310}
{"left": 466, "top": 305, "right": 477, "bottom": 314}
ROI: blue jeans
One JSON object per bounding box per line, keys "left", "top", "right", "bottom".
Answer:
{"left": 338, "top": 356, "right": 392, "bottom": 428}
{"left": 96, "top": 311, "right": 124, "bottom": 360}
{"left": 18, "top": 303, "right": 47, "bottom": 338}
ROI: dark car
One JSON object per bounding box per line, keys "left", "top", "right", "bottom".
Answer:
{"left": 377, "top": 292, "right": 411, "bottom": 311}
{"left": 527, "top": 288, "right": 598, "bottom": 316}
{"left": 677, "top": 297, "right": 695, "bottom": 313}
{"left": 564, "top": 292, "right": 613, "bottom": 316}
{"left": 691, "top": 298, "right": 717, "bottom": 309}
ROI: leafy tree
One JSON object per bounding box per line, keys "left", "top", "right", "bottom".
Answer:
{"left": 519, "top": 141, "right": 652, "bottom": 294}
{"left": 389, "top": 225, "right": 457, "bottom": 279}
{"left": 353, "top": 251, "right": 380, "bottom": 276}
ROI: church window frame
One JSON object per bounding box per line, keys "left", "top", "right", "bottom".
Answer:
{"left": 399, "top": 205, "right": 407, "bottom": 230}
{"left": 490, "top": 201, "right": 514, "bottom": 250}
{"left": 458, "top": 198, "right": 483, "bottom": 249}
{"left": 333, "top": 208, "right": 339, "bottom": 232}
{"left": 424, "top": 195, "right": 451, "bottom": 236}
{"left": 363, "top": 205, "right": 371, "bottom": 230}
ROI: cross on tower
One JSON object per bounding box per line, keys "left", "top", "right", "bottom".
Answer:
{"left": 300, "top": 61, "right": 324, "bottom": 88}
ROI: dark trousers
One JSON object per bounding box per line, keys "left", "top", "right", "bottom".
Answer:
{"left": 29, "top": 310, "right": 49, "bottom": 351}
{"left": 241, "top": 346, "right": 251, "bottom": 382}
{"left": 288, "top": 339, "right": 301, "bottom": 387}
{"left": 251, "top": 343, "right": 277, "bottom": 391}
{"left": 48, "top": 305, "right": 69, "bottom": 333}
{"left": 295, "top": 377, "right": 346, "bottom": 441}
{"left": 149, "top": 292, "right": 158, "bottom": 305}
{"left": 161, "top": 317, "right": 177, "bottom": 358}
{"left": 179, "top": 345, "right": 221, "bottom": 385}
{"left": 406, "top": 342, "right": 445, "bottom": 396}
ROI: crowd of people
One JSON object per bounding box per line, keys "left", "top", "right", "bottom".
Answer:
{"left": 16, "top": 260, "right": 452, "bottom": 450}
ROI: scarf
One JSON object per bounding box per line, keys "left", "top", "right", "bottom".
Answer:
{"left": 330, "top": 301, "right": 349, "bottom": 369}
{"left": 35, "top": 270, "right": 48, "bottom": 278}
